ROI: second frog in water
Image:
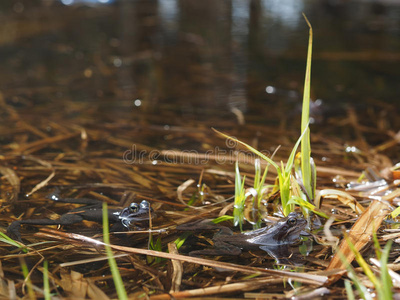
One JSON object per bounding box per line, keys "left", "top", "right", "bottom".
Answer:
{"left": 178, "top": 212, "right": 307, "bottom": 262}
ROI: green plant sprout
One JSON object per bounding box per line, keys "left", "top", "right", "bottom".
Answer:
{"left": 233, "top": 158, "right": 271, "bottom": 230}
{"left": 174, "top": 232, "right": 192, "bottom": 250}
{"left": 43, "top": 260, "right": 51, "bottom": 300}
{"left": 214, "top": 124, "right": 309, "bottom": 217}
{"left": 252, "top": 158, "right": 270, "bottom": 227}
{"left": 212, "top": 215, "right": 234, "bottom": 224}
{"left": 300, "top": 13, "right": 315, "bottom": 203}
{"left": 102, "top": 202, "right": 128, "bottom": 300}
{"left": 344, "top": 280, "right": 356, "bottom": 300}
{"left": 19, "top": 257, "right": 35, "bottom": 299}
{"left": 149, "top": 235, "right": 164, "bottom": 264}
{"left": 233, "top": 160, "right": 247, "bottom": 230}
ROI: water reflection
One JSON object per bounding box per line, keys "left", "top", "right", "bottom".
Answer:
{"left": 262, "top": 0, "right": 304, "bottom": 28}
{"left": 0, "top": 0, "right": 398, "bottom": 126}
{"left": 60, "top": 0, "right": 114, "bottom": 5}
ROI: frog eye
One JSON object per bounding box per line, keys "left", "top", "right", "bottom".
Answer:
{"left": 140, "top": 200, "right": 150, "bottom": 209}
{"left": 129, "top": 203, "right": 140, "bottom": 213}
{"left": 287, "top": 217, "right": 297, "bottom": 227}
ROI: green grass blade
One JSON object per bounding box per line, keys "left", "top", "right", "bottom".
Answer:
{"left": 344, "top": 234, "right": 379, "bottom": 288}
{"left": 338, "top": 251, "right": 373, "bottom": 300}
{"left": 311, "top": 157, "right": 317, "bottom": 198}
{"left": 254, "top": 158, "right": 261, "bottom": 191}
{"left": 284, "top": 122, "right": 310, "bottom": 175}
{"left": 281, "top": 124, "right": 309, "bottom": 215}
{"left": 300, "top": 13, "right": 314, "bottom": 201}
{"left": 372, "top": 228, "right": 381, "bottom": 260}
{"left": 235, "top": 160, "right": 243, "bottom": 207}
{"left": 149, "top": 236, "right": 164, "bottom": 263}
{"left": 103, "top": 202, "right": 128, "bottom": 300}
{"left": 257, "top": 165, "right": 270, "bottom": 217}
{"left": 43, "top": 260, "right": 51, "bottom": 300}
{"left": 19, "top": 257, "right": 35, "bottom": 300}
{"left": 212, "top": 215, "right": 234, "bottom": 224}
{"left": 213, "top": 128, "right": 279, "bottom": 170}
{"left": 287, "top": 196, "right": 329, "bottom": 219}
{"left": 391, "top": 205, "right": 400, "bottom": 218}
{"left": 344, "top": 280, "right": 355, "bottom": 300}
{"left": 174, "top": 232, "right": 191, "bottom": 250}
{"left": 234, "top": 160, "right": 246, "bottom": 229}
{"left": 0, "top": 232, "right": 29, "bottom": 253}
{"left": 378, "top": 240, "right": 393, "bottom": 300}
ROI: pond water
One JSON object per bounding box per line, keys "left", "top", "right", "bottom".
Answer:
{"left": 1, "top": 0, "right": 399, "bottom": 130}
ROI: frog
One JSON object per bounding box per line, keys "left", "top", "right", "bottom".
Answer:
{"left": 177, "top": 212, "right": 307, "bottom": 262}
{"left": 7, "top": 190, "right": 153, "bottom": 242}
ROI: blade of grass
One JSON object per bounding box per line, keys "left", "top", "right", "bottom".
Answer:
{"left": 149, "top": 236, "right": 164, "bottom": 264}
{"left": 300, "top": 13, "right": 314, "bottom": 201}
{"left": 43, "top": 260, "right": 50, "bottom": 300}
{"left": 372, "top": 227, "right": 381, "bottom": 260}
{"left": 212, "top": 128, "right": 279, "bottom": 170}
{"left": 391, "top": 205, "right": 400, "bottom": 218}
{"left": 234, "top": 160, "right": 246, "bottom": 229}
{"left": 378, "top": 240, "right": 393, "bottom": 300}
{"left": 344, "top": 280, "right": 355, "bottom": 300}
{"left": 0, "top": 232, "right": 29, "bottom": 253}
{"left": 287, "top": 196, "right": 330, "bottom": 219}
{"left": 338, "top": 251, "right": 373, "bottom": 300}
{"left": 284, "top": 122, "right": 310, "bottom": 175}
{"left": 252, "top": 158, "right": 269, "bottom": 228}
{"left": 258, "top": 163, "right": 269, "bottom": 206}
{"left": 19, "top": 257, "right": 36, "bottom": 300}
{"left": 254, "top": 158, "right": 261, "bottom": 192}
{"left": 281, "top": 124, "right": 309, "bottom": 215}
{"left": 174, "top": 232, "right": 192, "bottom": 250}
{"left": 212, "top": 215, "right": 234, "bottom": 223}
{"left": 344, "top": 234, "right": 379, "bottom": 288}
{"left": 102, "top": 202, "right": 128, "bottom": 300}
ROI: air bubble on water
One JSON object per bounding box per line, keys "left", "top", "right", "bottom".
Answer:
{"left": 265, "top": 86, "right": 276, "bottom": 94}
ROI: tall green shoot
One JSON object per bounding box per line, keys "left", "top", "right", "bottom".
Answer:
{"left": 102, "top": 202, "right": 128, "bottom": 300}
{"left": 252, "top": 158, "right": 270, "bottom": 227}
{"left": 233, "top": 160, "right": 246, "bottom": 230}
{"left": 216, "top": 16, "right": 316, "bottom": 216}
{"left": 300, "top": 13, "right": 315, "bottom": 202}
{"left": 19, "top": 257, "right": 35, "bottom": 299}
{"left": 43, "top": 260, "right": 51, "bottom": 300}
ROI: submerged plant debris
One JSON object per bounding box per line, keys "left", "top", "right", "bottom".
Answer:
{"left": 0, "top": 91, "right": 399, "bottom": 299}
{"left": 0, "top": 1, "right": 400, "bottom": 300}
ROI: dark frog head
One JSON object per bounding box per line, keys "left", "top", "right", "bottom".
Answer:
{"left": 119, "top": 200, "right": 153, "bottom": 229}
{"left": 247, "top": 212, "right": 307, "bottom": 246}
{"left": 272, "top": 212, "right": 307, "bottom": 244}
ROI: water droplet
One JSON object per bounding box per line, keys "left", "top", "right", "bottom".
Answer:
{"left": 266, "top": 86, "right": 276, "bottom": 94}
